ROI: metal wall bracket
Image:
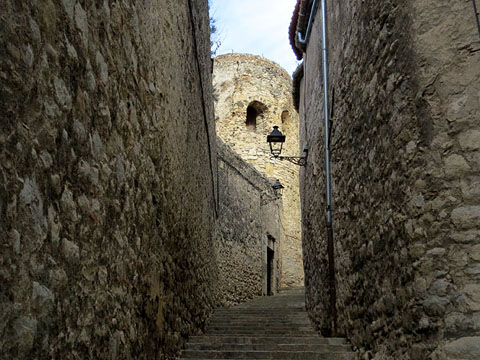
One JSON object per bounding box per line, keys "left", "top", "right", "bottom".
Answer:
{"left": 272, "top": 149, "right": 308, "bottom": 167}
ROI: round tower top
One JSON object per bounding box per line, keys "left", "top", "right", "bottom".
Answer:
{"left": 214, "top": 53, "right": 291, "bottom": 81}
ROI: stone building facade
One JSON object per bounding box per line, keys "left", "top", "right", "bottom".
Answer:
{"left": 291, "top": 0, "right": 480, "bottom": 359}
{"left": 216, "top": 139, "right": 283, "bottom": 306}
{"left": 0, "top": 1, "right": 219, "bottom": 359}
{"left": 213, "top": 53, "right": 304, "bottom": 287}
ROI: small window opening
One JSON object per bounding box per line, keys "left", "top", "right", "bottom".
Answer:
{"left": 246, "top": 106, "right": 258, "bottom": 129}
{"left": 281, "top": 110, "right": 290, "bottom": 124}
{"left": 246, "top": 101, "right": 267, "bottom": 131}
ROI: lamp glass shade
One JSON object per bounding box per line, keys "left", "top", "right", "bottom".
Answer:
{"left": 267, "top": 126, "right": 285, "bottom": 157}
{"left": 272, "top": 179, "right": 284, "bottom": 191}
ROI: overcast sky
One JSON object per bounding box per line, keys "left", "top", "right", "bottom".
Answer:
{"left": 209, "top": 0, "right": 301, "bottom": 76}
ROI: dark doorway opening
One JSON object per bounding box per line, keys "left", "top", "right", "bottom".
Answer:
{"left": 267, "top": 247, "right": 274, "bottom": 296}
{"left": 246, "top": 105, "right": 258, "bottom": 130}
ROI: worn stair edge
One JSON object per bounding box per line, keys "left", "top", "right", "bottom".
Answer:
{"left": 180, "top": 349, "right": 355, "bottom": 359}
{"left": 185, "top": 343, "right": 352, "bottom": 351}
{"left": 188, "top": 335, "right": 348, "bottom": 345}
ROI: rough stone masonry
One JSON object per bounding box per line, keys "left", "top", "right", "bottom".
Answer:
{"left": 0, "top": 1, "right": 219, "bottom": 358}
{"left": 291, "top": 0, "right": 480, "bottom": 358}
{"left": 214, "top": 53, "right": 304, "bottom": 288}
{"left": 216, "top": 139, "right": 283, "bottom": 306}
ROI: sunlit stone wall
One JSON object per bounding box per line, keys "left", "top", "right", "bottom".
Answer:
{"left": 213, "top": 53, "right": 304, "bottom": 288}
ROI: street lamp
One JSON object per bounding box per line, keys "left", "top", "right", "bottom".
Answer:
{"left": 266, "top": 126, "right": 285, "bottom": 157}
{"left": 261, "top": 179, "right": 284, "bottom": 205}
{"left": 272, "top": 179, "right": 284, "bottom": 194}
{"left": 266, "top": 126, "right": 308, "bottom": 166}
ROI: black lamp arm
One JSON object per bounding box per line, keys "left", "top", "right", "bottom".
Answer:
{"left": 271, "top": 149, "right": 308, "bottom": 167}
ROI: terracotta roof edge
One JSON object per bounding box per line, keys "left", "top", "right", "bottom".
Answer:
{"left": 289, "top": 0, "right": 303, "bottom": 60}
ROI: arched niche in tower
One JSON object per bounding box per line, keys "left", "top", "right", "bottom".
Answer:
{"left": 281, "top": 110, "right": 290, "bottom": 126}
{"left": 246, "top": 101, "right": 267, "bottom": 131}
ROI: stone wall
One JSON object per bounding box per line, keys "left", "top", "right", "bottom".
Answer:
{"left": 213, "top": 53, "right": 304, "bottom": 287}
{"left": 292, "top": 0, "right": 480, "bottom": 358}
{"left": 216, "top": 139, "right": 283, "bottom": 306}
{"left": 0, "top": 1, "right": 218, "bottom": 359}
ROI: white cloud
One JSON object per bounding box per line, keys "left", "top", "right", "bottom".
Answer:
{"left": 209, "top": 0, "right": 301, "bottom": 76}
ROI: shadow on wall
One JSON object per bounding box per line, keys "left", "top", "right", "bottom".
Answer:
{"left": 0, "top": 0, "right": 219, "bottom": 358}
{"left": 292, "top": 0, "right": 480, "bottom": 358}
{"left": 215, "top": 138, "right": 284, "bottom": 306}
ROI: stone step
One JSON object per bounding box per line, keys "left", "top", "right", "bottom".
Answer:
{"left": 211, "top": 312, "right": 308, "bottom": 316}
{"left": 186, "top": 342, "right": 351, "bottom": 352}
{"left": 205, "top": 329, "right": 318, "bottom": 336}
{"left": 208, "top": 325, "right": 314, "bottom": 331}
{"left": 210, "top": 316, "right": 309, "bottom": 322}
{"left": 213, "top": 309, "right": 306, "bottom": 314}
{"left": 211, "top": 314, "right": 307, "bottom": 320}
{"left": 209, "top": 322, "right": 311, "bottom": 327}
{"left": 179, "top": 288, "right": 355, "bottom": 360}
{"left": 179, "top": 350, "right": 356, "bottom": 359}
{"left": 206, "top": 328, "right": 315, "bottom": 333}
{"left": 188, "top": 336, "right": 348, "bottom": 345}
{"left": 209, "top": 317, "right": 310, "bottom": 322}
{"left": 211, "top": 311, "right": 308, "bottom": 316}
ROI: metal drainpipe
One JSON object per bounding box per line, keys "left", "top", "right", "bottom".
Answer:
{"left": 297, "top": 0, "right": 319, "bottom": 45}
{"left": 298, "top": 0, "right": 337, "bottom": 335}
{"left": 320, "top": 0, "right": 337, "bottom": 336}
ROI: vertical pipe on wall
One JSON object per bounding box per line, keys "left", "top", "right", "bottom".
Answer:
{"left": 473, "top": 0, "right": 480, "bottom": 37}
{"left": 320, "top": 0, "right": 337, "bottom": 335}
{"left": 297, "top": 0, "right": 318, "bottom": 45}
{"left": 297, "top": 0, "right": 337, "bottom": 335}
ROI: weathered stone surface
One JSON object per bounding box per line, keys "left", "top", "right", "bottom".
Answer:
{"left": 53, "top": 76, "right": 72, "bottom": 111}
{"left": 463, "top": 284, "right": 480, "bottom": 312}
{"left": 292, "top": 0, "right": 480, "bottom": 358}
{"left": 12, "top": 316, "right": 38, "bottom": 352}
{"left": 213, "top": 53, "right": 303, "bottom": 287}
{"left": 452, "top": 206, "right": 480, "bottom": 230}
{"left": 32, "top": 282, "right": 55, "bottom": 314}
{"left": 0, "top": 0, "right": 218, "bottom": 358}
{"left": 61, "top": 238, "right": 79, "bottom": 262}
{"left": 216, "top": 140, "right": 283, "bottom": 305}
{"left": 19, "top": 178, "right": 47, "bottom": 240}
{"left": 445, "top": 337, "right": 480, "bottom": 359}
{"left": 445, "top": 154, "right": 471, "bottom": 178}
{"left": 458, "top": 130, "right": 480, "bottom": 151}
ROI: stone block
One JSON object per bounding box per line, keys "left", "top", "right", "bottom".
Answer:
{"left": 61, "top": 238, "right": 79, "bottom": 262}
{"left": 459, "top": 130, "right": 480, "bottom": 151}
{"left": 32, "top": 282, "right": 55, "bottom": 314}
{"left": 13, "top": 316, "right": 37, "bottom": 352}
{"left": 445, "top": 337, "right": 480, "bottom": 359}
{"left": 470, "top": 245, "right": 480, "bottom": 262}
{"left": 463, "top": 284, "right": 480, "bottom": 311}
{"left": 444, "top": 154, "right": 471, "bottom": 178}
{"left": 451, "top": 206, "right": 480, "bottom": 230}
{"left": 53, "top": 76, "right": 72, "bottom": 111}
{"left": 61, "top": 0, "right": 75, "bottom": 20}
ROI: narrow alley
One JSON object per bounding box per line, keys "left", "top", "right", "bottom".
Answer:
{"left": 1, "top": 0, "right": 479, "bottom": 359}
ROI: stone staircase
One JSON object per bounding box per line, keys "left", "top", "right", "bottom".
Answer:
{"left": 178, "top": 288, "right": 355, "bottom": 359}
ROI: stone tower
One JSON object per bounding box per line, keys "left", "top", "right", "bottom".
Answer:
{"left": 213, "top": 53, "right": 303, "bottom": 287}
